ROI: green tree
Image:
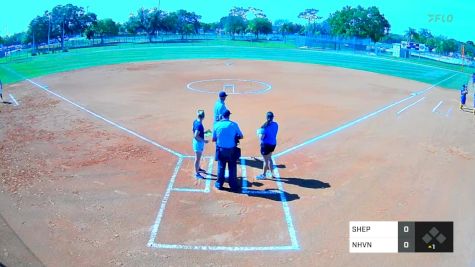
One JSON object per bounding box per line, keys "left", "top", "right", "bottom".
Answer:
{"left": 273, "top": 19, "right": 288, "bottom": 33}
{"left": 50, "top": 4, "right": 96, "bottom": 50}
{"left": 278, "top": 22, "right": 304, "bottom": 38}
{"left": 162, "top": 12, "right": 178, "bottom": 33}
{"left": 298, "top": 8, "right": 322, "bottom": 36}
{"left": 247, "top": 7, "right": 267, "bottom": 18}
{"left": 137, "top": 8, "right": 164, "bottom": 42}
{"left": 441, "top": 38, "right": 458, "bottom": 54}
{"left": 1, "top": 33, "right": 27, "bottom": 46}
{"left": 229, "top": 6, "right": 248, "bottom": 18}
{"left": 201, "top": 22, "right": 218, "bottom": 33}
{"left": 417, "top": 28, "right": 433, "bottom": 44}
{"left": 26, "top": 15, "right": 50, "bottom": 49}
{"left": 247, "top": 18, "right": 272, "bottom": 39}
{"left": 464, "top": 42, "right": 475, "bottom": 58}
{"left": 328, "top": 6, "right": 390, "bottom": 42}
{"left": 221, "top": 16, "right": 247, "bottom": 39}
{"left": 124, "top": 13, "right": 141, "bottom": 35}
{"left": 85, "top": 18, "right": 119, "bottom": 44}
{"left": 364, "top": 6, "right": 390, "bottom": 42}
{"left": 172, "top": 9, "right": 201, "bottom": 39}
{"left": 405, "top": 27, "right": 419, "bottom": 42}
{"left": 380, "top": 33, "right": 405, "bottom": 44}
{"left": 315, "top": 20, "right": 331, "bottom": 35}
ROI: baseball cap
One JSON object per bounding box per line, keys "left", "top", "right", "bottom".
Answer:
{"left": 266, "top": 111, "right": 274, "bottom": 118}
{"left": 223, "top": 109, "right": 231, "bottom": 118}
{"left": 219, "top": 91, "right": 228, "bottom": 97}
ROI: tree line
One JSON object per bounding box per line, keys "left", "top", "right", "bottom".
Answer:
{"left": 0, "top": 4, "right": 472, "bottom": 57}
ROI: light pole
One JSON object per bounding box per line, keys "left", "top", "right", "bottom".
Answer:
{"left": 47, "top": 13, "right": 51, "bottom": 53}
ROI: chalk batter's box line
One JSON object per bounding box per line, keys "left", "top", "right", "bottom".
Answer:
{"left": 3, "top": 69, "right": 283, "bottom": 250}
{"left": 9, "top": 94, "right": 19, "bottom": 106}
{"left": 2, "top": 66, "right": 457, "bottom": 252}
{"left": 173, "top": 157, "right": 280, "bottom": 195}
{"left": 171, "top": 157, "right": 214, "bottom": 193}
{"left": 148, "top": 157, "right": 300, "bottom": 251}
{"left": 24, "top": 72, "right": 453, "bottom": 252}
{"left": 240, "top": 158, "right": 280, "bottom": 195}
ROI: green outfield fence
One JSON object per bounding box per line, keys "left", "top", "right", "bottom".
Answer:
{"left": 0, "top": 34, "right": 473, "bottom": 89}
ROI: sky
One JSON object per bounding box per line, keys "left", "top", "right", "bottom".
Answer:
{"left": 1, "top": 0, "right": 473, "bottom": 41}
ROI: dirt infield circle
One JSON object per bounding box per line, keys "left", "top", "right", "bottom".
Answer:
{"left": 186, "top": 78, "right": 272, "bottom": 94}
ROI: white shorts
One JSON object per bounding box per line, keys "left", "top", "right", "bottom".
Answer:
{"left": 193, "top": 139, "right": 205, "bottom": 152}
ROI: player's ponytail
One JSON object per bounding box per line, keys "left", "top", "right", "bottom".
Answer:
{"left": 261, "top": 111, "right": 274, "bottom": 129}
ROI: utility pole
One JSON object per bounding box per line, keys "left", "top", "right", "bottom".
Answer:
{"left": 47, "top": 13, "right": 51, "bottom": 53}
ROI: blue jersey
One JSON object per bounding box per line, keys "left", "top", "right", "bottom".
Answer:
{"left": 213, "top": 100, "right": 227, "bottom": 122}
{"left": 461, "top": 87, "right": 468, "bottom": 96}
{"left": 193, "top": 120, "right": 204, "bottom": 139}
{"left": 262, "top": 121, "right": 279, "bottom": 145}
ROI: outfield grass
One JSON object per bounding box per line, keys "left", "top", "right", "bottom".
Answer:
{"left": 1, "top": 40, "right": 472, "bottom": 90}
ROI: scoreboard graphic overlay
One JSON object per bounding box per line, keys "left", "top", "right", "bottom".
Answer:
{"left": 349, "top": 221, "right": 453, "bottom": 253}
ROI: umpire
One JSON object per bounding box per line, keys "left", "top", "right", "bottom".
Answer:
{"left": 212, "top": 110, "right": 243, "bottom": 192}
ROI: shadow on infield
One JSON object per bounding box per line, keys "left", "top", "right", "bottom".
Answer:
{"left": 240, "top": 157, "right": 286, "bottom": 170}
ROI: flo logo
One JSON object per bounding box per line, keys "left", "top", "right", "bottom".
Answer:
{"left": 428, "top": 14, "right": 454, "bottom": 23}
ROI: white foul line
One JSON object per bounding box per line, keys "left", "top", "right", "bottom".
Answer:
{"left": 24, "top": 79, "right": 183, "bottom": 157}
{"left": 396, "top": 97, "right": 426, "bottom": 115}
{"left": 273, "top": 73, "right": 458, "bottom": 158}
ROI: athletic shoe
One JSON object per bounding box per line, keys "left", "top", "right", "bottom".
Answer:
{"left": 195, "top": 173, "right": 205, "bottom": 179}
{"left": 256, "top": 174, "right": 266, "bottom": 180}
{"left": 460, "top": 104, "right": 464, "bottom": 110}
{"left": 214, "top": 182, "right": 223, "bottom": 190}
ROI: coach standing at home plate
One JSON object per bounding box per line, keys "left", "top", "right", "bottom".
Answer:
{"left": 213, "top": 110, "right": 243, "bottom": 192}
{"left": 214, "top": 91, "right": 228, "bottom": 122}
{"left": 213, "top": 91, "right": 228, "bottom": 160}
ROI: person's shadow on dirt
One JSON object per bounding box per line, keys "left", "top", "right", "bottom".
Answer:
{"left": 239, "top": 157, "right": 286, "bottom": 170}
{"left": 2, "top": 101, "right": 13, "bottom": 105}
{"left": 246, "top": 190, "right": 300, "bottom": 202}
{"left": 270, "top": 177, "right": 331, "bottom": 189}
